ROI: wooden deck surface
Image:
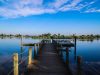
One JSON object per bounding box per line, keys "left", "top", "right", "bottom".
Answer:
{"left": 25, "top": 43, "right": 72, "bottom": 75}
{"left": 0, "top": 42, "right": 100, "bottom": 75}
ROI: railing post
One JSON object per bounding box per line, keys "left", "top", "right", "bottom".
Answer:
{"left": 77, "top": 56, "right": 82, "bottom": 65}
{"left": 37, "top": 43, "right": 39, "bottom": 49}
{"left": 66, "top": 48, "right": 69, "bottom": 65}
{"left": 28, "top": 47, "right": 32, "bottom": 65}
{"left": 77, "top": 56, "right": 82, "bottom": 75}
{"left": 34, "top": 44, "right": 37, "bottom": 51}
{"left": 74, "top": 37, "right": 77, "bottom": 60}
{"left": 13, "top": 53, "right": 18, "bottom": 75}
{"left": 34, "top": 44, "right": 37, "bottom": 59}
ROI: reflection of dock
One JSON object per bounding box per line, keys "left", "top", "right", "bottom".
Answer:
{"left": 70, "top": 62, "right": 100, "bottom": 75}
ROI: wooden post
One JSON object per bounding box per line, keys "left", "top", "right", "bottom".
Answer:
{"left": 21, "top": 35, "right": 23, "bottom": 47}
{"left": 37, "top": 43, "right": 40, "bottom": 54}
{"left": 20, "top": 46, "right": 23, "bottom": 60}
{"left": 74, "top": 37, "right": 77, "bottom": 46}
{"left": 34, "top": 46, "right": 36, "bottom": 59}
{"left": 38, "top": 43, "right": 40, "bottom": 49}
{"left": 13, "top": 53, "right": 18, "bottom": 75}
{"left": 20, "top": 35, "right": 23, "bottom": 60}
{"left": 77, "top": 56, "right": 82, "bottom": 65}
{"left": 28, "top": 47, "right": 32, "bottom": 65}
{"left": 74, "top": 37, "right": 77, "bottom": 61}
{"left": 77, "top": 56, "right": 82, "bottom": 75}
{"left": 34, "top": 44, "right": 37, "bottom": 51}
{"left": 66, "top": 48, "right": 69, "bottom": 65}
{"left": 34, "top": 44, "right": 37, "bottom": 59}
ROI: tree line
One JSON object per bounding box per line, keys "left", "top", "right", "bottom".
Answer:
{"left": 0, "top": 33, "right": 100, "bottom": 40}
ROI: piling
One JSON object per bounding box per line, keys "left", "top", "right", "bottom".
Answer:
{"left": 74, "top": 37, "right": 77, "bottom": 61}
{"left": 28, "top": 47, "right": 32, "bottom": 65}
{"left": 38, "top": 43, "right": 40, "bottom": 49}
{"left": 77, "top": 56, "right": 82, "bottom": 65}
{"left": 34, "top": 44, "right": 37, "bottom": 51}
{"left": 77, "top": 56, "right": 82, "bottom": 75}
{"left": 13, "top": 53, "right": 18, "bottom": 75}
{"left": 34, "top": 44, "right": 37, "bottom": 59}
{"left": 66, "top": 48, "right": 69, "bottom": 65}
{"left": 74, "top": 37, "right": 77, "bottom": 46}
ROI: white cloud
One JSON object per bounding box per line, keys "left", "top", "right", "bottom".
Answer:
{"left": 0, "top": 0, "right": 99, "bottom": 18}
{"left": 85, "top": 8, "right": 100, "bottom": 13}
{"left": 51, "top": 0, "right": 69, "bottom": 8}
{"left": 59, "top": 0, "right": 83, "bottom": 11}
{"left": 18, "top": 0, "right": 43, "bottom": 6}
{"left": 69, "top": 0, "right": 82, "bottom": 7}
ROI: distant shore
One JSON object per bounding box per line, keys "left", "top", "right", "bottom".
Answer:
{"left": 0, "top": 33, "right": 100, "bottom": 41}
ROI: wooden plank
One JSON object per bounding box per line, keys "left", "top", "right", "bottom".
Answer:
{"left": 24, "top": 43, "right": 72, "bottom": 75}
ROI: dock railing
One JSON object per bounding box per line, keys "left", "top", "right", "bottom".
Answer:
{"left": 6, "top": 41, "right": 44, "bottom": 75}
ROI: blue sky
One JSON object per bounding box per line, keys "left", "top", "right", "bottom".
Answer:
{"left": 0, "top": 0, "right": 100, "bottom": 35}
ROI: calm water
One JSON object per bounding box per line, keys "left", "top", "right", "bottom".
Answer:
{"left": 62, "top": 39, "right": 100, "bottom": 63}
{"left": 0, "top": 38, "right": 40, "bottom": 63}
{"left": 0, "top": 38, "right": 100, "bottom": 74}
{"left": 0, "top": 38, "right": 41, "bottom": 75}
{"left": 0, "top": 38, "right": 100, "bottom": 64}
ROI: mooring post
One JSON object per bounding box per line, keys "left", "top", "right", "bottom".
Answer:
{"left": 36, "top": 43, "right": 38, "bottom": 53}
{"left": 74, "top": 37, "right": 77, "bottom": 46}
{"left": 66, "top": 47, "right": 69, "bottom": 65}
{"left": 20, "top": 46, "right": 23, "bottom": 60}
{"left": 34, "top": 43, "right": 37, "bottom": 51}
{"left": 74, "top": 37, "right": 77, "bottom": 61}
{"left": 20, "top": 35, "right": 23, "bottom": 60}
{"left": 28, "top": 47, "right": 32, "bottom": 65}
{"left": 77, "top": 56, "right": 82, "bottom": 65}
{"left": 13, "top": 53, "right": 18, "bottom": 75}
{"left": 34, "top": 44, "right": 37, "bottom": 59}
{"left": 77, "top": 56, "right": 82, "bottom": 75}
{"left": 21, "top": 35, "right": 23, "bottom": 47}
{"left": 38, "top": 43, "right": 40, "bottom": 50}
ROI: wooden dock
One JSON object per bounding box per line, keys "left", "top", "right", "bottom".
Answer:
{"left": 23, "top": 39, "right": 100, "bottom": 75}
{"left": 1, "top": 39, "right": 100, "bottom": 75}
{"left": 24, "top": 43, "right": 72, "bottom": 75}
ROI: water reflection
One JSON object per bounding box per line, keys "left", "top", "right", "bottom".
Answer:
{"left": 74, "top": 38, "right": 77, "bottom": 61}
{"left": 60, "top": 39, "right": 100, "bottom": 64}
{"left": 20, "top": 46, "right": 23, "bottom": 61}
{"left": 0, "top": 37, "right": 40, "bottom": 75}
{"left": 0, "top": 38, "right": 100, "bottom": 74}
{"left": 77, "top": 56, "right": 82, "bottom": 75}
{"left": 66, "top": 48, "right": 69, "bottom": 65}
{"left": 20, "top": 36, "right": 23, "bottom": 61}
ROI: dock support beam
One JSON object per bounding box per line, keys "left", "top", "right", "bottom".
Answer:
{"left": 38, "top": 43, "right": 40, "bottom": 50}
{"left": 74, "top": 37, "right": 77, "bottom": 61}
{"left": 34, "top": 44, "right": 37, "bottom": 59}
{"left": 77, "top": 56, "right": 82, "bottom": 75}
{"left": 77, "top": 56, "right": 82, "bottom": 65}
{"left": 28, "top": 47, "right": 32, "bottom": 65}
{"left": 13, "top": 53, "right": 18, "bottom": 75}
{"left": 66, "top": 48, "right": 69, "bottom": 65}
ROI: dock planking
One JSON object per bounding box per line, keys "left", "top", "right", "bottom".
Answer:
{"left": 1, "top": 39, "right": 100, "bottom": 75}
{"left": 23, "top": 39, "right": 100, "bottom": 75}
{"left": 24, "top": 43, "right": 72, "bottom": 75}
